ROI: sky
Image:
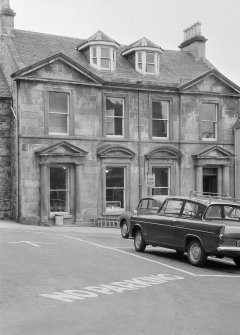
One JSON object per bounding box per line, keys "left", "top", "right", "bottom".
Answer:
{"left": 10, "top": 0, "right": 240, "bottom": 86}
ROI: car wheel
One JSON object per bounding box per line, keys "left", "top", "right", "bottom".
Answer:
{"left": 134, "top": 230, "right": 146, "bottom": 252}
{"left": 187, "top": 239, "right": 207, "bottom": 267}
{"left": 233, "top": 257, "right": 240, "bottom": 267}
{"left": 121, "top": 221, "right": 129, "bottom": 239}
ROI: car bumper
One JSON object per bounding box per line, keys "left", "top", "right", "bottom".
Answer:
{"left": 217, "top": 246, "right": 240, "bottom": 256}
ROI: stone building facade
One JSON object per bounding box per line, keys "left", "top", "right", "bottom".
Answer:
{"left": 0, "top": 68, "right": 13, "bottom": 219}
{"left": 0, "top": 1, "right": 239, "bottom": 225}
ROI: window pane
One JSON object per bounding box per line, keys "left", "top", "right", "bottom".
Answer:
{"left": 152, "top": 101, "right": 169, "bottom": 119}
{"left": 106, "top": 119, "right": 114, "bottom": 135}
{"left": 50, "top": 167, "right": 68, "bottom": 212}
{"left": 201, "top": 122, "right": 215, "bottom": 138}
{"left": 49, "top": 92, "right": 68, "bottom": 114}
{"left": 114, "top": 118, "right": 123, "bottom": 135}
{"left": 106, "top": 189, "right": 124, "bottom": 209}
{"left": 146, "top": 53, "right": 154, "bottom": 63}
{"left": 137, "top": 52, "right": 142, "bottom": 62}
{"left": 92, "top": 47, "right": 97, "bottom": 57}
{"left": 100, "top": 59, "right": 110, "bottom": 68}
{"left": 152, "top": 120, "right": 167, "bottom": 137}
{"left": 146, "top": 64, "right": 155, "bottom": 73}
{"left": 49, "top": 114, "right": 68, "bottom": 133}
{"left": 101, "top": 47, "right": 110, "bottom": 58}
{"left": 153, "top": 168, "right": 168, "bottom": 187}
{"left": 106, "top": 167, "right": 124, "bottom": 187}
{"left": 202, "top": 104, "right": 216, "bottom": 120}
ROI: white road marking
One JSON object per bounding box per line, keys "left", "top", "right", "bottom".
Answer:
{"left": 62, "top": 235, "right": 197, "bottom": 276}
{"left": 9, "top": 241, "right": 56, "bottom": 247}
{"left": 62, "top": 235, "right": 240, "bottom": 278}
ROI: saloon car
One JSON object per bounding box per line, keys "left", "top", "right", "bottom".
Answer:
{"left": 129, "top": 193, "right": 240, "bottom": 267}
{"left": 119, "top": 196, "right": 166, "bottom": 238}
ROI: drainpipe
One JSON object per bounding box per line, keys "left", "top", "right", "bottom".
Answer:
{"left": 137, "top": 89, "right": 142, "bottom": 200}
{"left": 178, "top": 92, "right": 182, "bottom": 195}
{"left": 16, "top": 81, "right": 20, "bottom": 222}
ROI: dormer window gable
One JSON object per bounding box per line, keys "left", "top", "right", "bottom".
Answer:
{"left": 122, "top": 37, "right": 163, "bottom": 75}
{"left": 77, "top": 31, "right": 119, "bottom": 71}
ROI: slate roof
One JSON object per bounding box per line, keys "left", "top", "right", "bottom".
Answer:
{"left": 0, "top": 67, "right": 11, "bottom": 98}
{"left": 9, "top": 29, "right": 215, "bottom": 87}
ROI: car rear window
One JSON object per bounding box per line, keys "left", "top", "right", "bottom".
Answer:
{"left": 205, "top": 204, "right": 240, "bottom": 221}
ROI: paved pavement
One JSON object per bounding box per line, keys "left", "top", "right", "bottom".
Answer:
{"left": 0, "top": 219, "right": 120, "bottom": 234}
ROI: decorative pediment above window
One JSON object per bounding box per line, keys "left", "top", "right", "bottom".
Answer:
{"left": 35, "top": 141, "right": 88, "bottom": 164}
{"left": 97, "top": 145, "right": 135, "bottom": 159}
{"left": 11, "top": 53, "right": 103, "bottom": 85}
{"left": 192, "top": 145, "right": 235, "bottom": 166}
{"left": 179, "top": 69, "right": 240, "bottom": 95}
{"left": 145, "top": 146, "right": 181, "bottom": 160}
{"left": 77, "top": 31, "right": 119, "bottom": 71}
{"left": 122, "top": 37, "right": 163, "bottom": 75}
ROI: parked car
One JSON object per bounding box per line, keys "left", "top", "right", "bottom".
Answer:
{"left": 129, "top": 192, "right": 240, "bottom": 267}
{"left": 119, "top": 196, "right": 166, "bottom": 238}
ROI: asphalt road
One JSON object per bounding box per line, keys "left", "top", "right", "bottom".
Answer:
{"left": 0, "top": 222, "right": 240, "bottom": 335}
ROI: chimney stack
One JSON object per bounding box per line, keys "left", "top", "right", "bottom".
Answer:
{"left": 0, "top": 0, "right": 15, "bottom": 36}
{"left": 179, "top": 22, "right": 207, "bottom": 59}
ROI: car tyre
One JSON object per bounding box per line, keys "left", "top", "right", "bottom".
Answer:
{"left": 187, "top": 239, "right": 207, "bottom": 267}
{"left": 233, "top": 257, "right": 240, "bottom": 267}
{"left": 134, "top": 230, "right": 146, "bottom": 252}
{"left": 121, "top": 221, "right": 129, "bottom": 239}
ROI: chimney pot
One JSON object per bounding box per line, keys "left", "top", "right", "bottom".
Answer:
{"left": 179, "top": 22, "right": 207, "bottom": 59}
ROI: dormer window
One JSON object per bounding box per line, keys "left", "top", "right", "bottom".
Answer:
{"left": 77, "top": 31, "right": 119, "bottom": 72}
{"left": 121, "top": 37, "right": 163, "bottom": 76}
{"left": 136, "top": 51, "right": 159, "bottom": 74}
{"left": 90, "top": 45, "right": 116, "bottom": 70}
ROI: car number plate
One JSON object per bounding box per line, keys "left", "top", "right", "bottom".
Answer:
{"left": 236, "top": 240, "right": 240, "bottom": 247}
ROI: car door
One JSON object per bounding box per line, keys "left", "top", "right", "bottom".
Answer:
{"left": 173, "top": 201, "right": 204, "bottom": 249}
{"left": 146, "top": 199, "right": 184, "bottom": 247}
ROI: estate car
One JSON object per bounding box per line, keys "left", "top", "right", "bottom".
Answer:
{"left": 129, "top": 192, "right": 240, "bottom": 267}
{"left": 119, "top": 196, "right": 166, "bottom": 238}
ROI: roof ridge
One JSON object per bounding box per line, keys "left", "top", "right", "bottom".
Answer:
{"left": 13, "top": 29, "right": 85, "bottom": 42}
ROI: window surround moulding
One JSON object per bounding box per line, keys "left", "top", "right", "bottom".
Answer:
{"left": 149, "top": 95, "right": 173, "bottom": 140}
{"left": 44, "top": 87, "right": 74, "bottom": 137}
{"left": 198, "top": 97, "right": 222, "bottom": 143}
{"left": 103, "top": 91, "right": 129, "bottom": 139}
{"left": 101, "top": 161, "right": 131, "bottom": 214}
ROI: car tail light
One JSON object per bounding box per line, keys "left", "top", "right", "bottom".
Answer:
{"left": 219, "top": 225, "right": 225, "bottom": 240}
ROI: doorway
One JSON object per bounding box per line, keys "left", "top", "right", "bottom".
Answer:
{"left": 203, "top": 168, "right": 218, "bottom": 194}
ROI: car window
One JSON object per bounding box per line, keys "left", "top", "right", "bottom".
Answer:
{"left": 225, "top": 206, "right": 240, "bottom": 221}
{"left": 148, "top": 199, "right": 159, "bottom": 210}
{"left": 159, "top": 200, "right": 183, "bottom": 216}
{"left": 182, "top": 201, "right": 199, "bottom": 219}
{"left": 205, "top": 205, "right": 222, "bottom": 219}
{"left": 138, "top": 199, "right": 149, "bottom": 210}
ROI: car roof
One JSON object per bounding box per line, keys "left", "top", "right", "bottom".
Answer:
{"left": 165, "top": 196, "right": 240, "bottom": 207}
{"left": 141, "top": 195, "right": 167, "bottom": 203}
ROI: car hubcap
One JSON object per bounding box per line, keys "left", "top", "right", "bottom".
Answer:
{"left": 135, "top": 233, "right": 142, "bottom": 248}
{"left": 190, "top": 244, "right": 201, "bottom": 261}
{"left": 122, "top": 224, "right": 128, "bottom": 235}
